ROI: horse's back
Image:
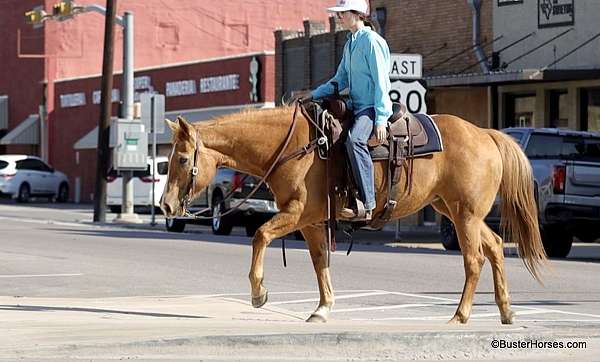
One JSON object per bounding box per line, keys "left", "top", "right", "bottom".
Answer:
{"left": 427, "top": 114, "right": 503, "bottom": 199}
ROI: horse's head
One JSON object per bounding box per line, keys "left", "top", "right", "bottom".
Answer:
{"left": 160, "top": 116, "right": 219, "bottom": 218}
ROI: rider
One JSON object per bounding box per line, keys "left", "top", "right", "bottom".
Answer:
{"left": 302, "top": 0, "right": 393, "bottom": 221}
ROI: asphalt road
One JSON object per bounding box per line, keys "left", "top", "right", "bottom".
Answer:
{"left": 1, "top": 201, "right": 600, "bottom": 360}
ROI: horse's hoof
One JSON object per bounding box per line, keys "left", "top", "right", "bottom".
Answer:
{"left": 306, "top": 313, "right": 327, "bottom": 323}
{"left": 252, "top": 291, "right": 268, "bottom": 308}
{"left": 501, "top": 311, "right": 515, "bottom": 325}
{"left": 447, "top": 314, "right": 467, "bottom": 325}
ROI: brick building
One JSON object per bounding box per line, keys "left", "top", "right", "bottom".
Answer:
{"left": 0, "top": 0, "right": 334, "bottom": 202}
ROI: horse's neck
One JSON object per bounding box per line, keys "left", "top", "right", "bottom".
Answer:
{"left": 198, "top": 121, "right": 284, "bottom": 177}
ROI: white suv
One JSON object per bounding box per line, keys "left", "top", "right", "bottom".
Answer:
{"left": 0, "top": 155, "right": 69, "bottom": 203}
{"left": 106, "top": 156, "right": 169, "bottom": 212}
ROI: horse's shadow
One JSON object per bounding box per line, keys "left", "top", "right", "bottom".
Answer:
{"left": 0, "top": 304, "right": 208, "bottom": 318}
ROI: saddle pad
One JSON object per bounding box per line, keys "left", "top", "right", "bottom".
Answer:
{"left": 369, "top": 113, "right": 444, "bottom": 160}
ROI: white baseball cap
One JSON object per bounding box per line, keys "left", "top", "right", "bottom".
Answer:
{"left": 327, "top": 0, "right": 369, "bottom": 15}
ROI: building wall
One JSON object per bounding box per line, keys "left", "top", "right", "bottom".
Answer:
{"left": 371, "top": 0, "right": 493, "bottom": 75}
{"left": 0, "top": 0, "right": 46, "bottom": 154}
{"left": 498, "top": 79, "right": 600, "bottom": 130}
{"left": 431, "top": 87, "right": 490, "bottom": 128}
{"left": 41, "top": 0, "right": 333, "bottom": 80}
{"left": 2, "top": 0, "right": 331, "bottom": 157}
{"left": 52, "top": 53, "right": 273, "bottom": 202}
{"left": 494, "top": 0, "right": 600, "bottom": 70}
{"left": 275, "top": 18, "right": 347, "bottom": 104}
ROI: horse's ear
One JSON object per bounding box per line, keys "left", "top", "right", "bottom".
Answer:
{"left": 176, "top": 116, "right": 194, "bottom": 137}
{"left": 165, "top": 118, "right": 179, "bottom": 133}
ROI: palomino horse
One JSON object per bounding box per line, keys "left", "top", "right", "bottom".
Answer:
{"left": 160, "top": 105, "right": 547, "bottom": 324}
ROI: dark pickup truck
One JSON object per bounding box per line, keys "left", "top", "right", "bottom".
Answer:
{"left": 441, "top": 127, "right": 600, "bottom": 257}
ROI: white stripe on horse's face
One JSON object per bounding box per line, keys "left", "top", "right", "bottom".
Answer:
{"left": 162, "top": 140, "right": 195, "bottom": 216}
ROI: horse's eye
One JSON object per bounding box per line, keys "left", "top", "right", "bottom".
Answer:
{"left": 179, "top": 157, "right": 188, "bottom": 165}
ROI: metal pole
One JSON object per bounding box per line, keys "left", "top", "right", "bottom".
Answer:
{"left": 122, "top": 12, "right": 134, "bottom": 121}
{"left": 151, "top": 102, "right": 157, "bottom": 226}
{"left": 93, "top": 0, "right": 117, "bottom": 223}
{"left": 115, "top": 11, "right": 140, "bottom": 223}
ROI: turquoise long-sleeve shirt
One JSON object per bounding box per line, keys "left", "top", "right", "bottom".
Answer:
{"left": 311, "top": 27, "right": 393, "bottom": 126}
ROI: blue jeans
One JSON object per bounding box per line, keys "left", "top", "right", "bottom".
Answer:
{"left": 345, "top": 108, "right": 376, "bottom": 210}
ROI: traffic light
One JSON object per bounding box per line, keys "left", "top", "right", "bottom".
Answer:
{"left": 24, "top": 8, "right": 47, "bottom": 25}
{"left": 52, "top": 1, "right": 74, "bottom": 20}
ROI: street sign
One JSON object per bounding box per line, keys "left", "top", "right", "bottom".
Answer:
{"left": 140, "top": 93, "right": 165, "bottom": 134}
{"left": 389, "top": 80, "right": 427, "bottom": 114}
{"left": 389, "top": 54, "right": 423, "bottom": 80}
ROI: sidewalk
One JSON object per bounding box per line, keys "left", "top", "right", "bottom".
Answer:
{"left": 1, "top": 294, "right": 597, "bottom": 360}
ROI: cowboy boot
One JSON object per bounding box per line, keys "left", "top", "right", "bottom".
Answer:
{"left": 340, "top": 207, "right": 373, "bottom": 221}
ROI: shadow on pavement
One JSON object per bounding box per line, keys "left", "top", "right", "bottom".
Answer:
{"left": 0, "top": 304, "right": 208, "bottom": 319}
{"left": 43, "top": 226, "right": 479, "bottom": 258}
{"left": 42, "top": 225, "right": 600, "bottom": 264}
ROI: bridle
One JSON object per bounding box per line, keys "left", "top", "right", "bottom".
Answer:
{"left": 177, "top": 101, "right": 323, "bottom": 220}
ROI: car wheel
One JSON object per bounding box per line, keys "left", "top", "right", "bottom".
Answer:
{"left": 440, "top": 216, "right": 460, "bottom": 251}
{"left": 17, "top": 183, "right": 30, "bottom": 203}
{"left": 165, "top": 217, "right": 186, "bottom": 233}
{"left": 109, "top": 205, "right": 121, "bottom": 213}
{"left": 211, "top": 194, "right": 233, "bottom": 235}
{"left": 56, "top": 183, "right": 69, "bottom": 203}
{"left": 541, "top": 225, "right": 573, "bottom": 258}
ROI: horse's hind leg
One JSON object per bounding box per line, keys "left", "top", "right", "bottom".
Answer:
{"left": 301, "top": 224, "right": 335, "bottom": 323}
{"left": 449, "top": 214, "right": 486, "bottom": 324}
{"left": 481, "top": 224, "right": 515, "bottom": 324}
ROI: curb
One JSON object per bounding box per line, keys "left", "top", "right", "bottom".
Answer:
{"left": 6, "top": 329, "right": 598, "bottom": 360}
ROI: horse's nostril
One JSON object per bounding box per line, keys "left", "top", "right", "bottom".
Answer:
{"left": 163, "top": 203, "right": 173, "bottom": 215}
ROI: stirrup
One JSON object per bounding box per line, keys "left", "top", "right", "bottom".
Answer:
{"left": 340, "top": 208, "right": 373, "bottom": 221}
{"left": 340, "top": 199, "right": 373, "bottom": 221}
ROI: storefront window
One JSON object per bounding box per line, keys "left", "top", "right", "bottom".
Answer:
{"left": 582, "top": 88, "right": 600, "bottom": 132}
{"left": 549, "top": 90, "right": 570, "bottom": 129}
{"left": 505, "top": 94, "right": 535, "bottom": 127}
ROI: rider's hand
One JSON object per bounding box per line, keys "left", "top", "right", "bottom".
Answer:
{"left": 375, "top": 124, "right": 387, "bottom": 144}
{"left": 293, "top": 90, "right": 313, "bottom": 104}
{"left": 300, "top": 94, "right": 313, "bottom": 103}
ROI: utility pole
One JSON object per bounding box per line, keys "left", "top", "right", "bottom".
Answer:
{"left": 113, "top": 11, "right": 142, "bottom": 224}
{"left": 93, "top": 0, "right": 117, "bottom": 222}
{"left": 25, "top": 1, "right": 141, "bottom": 223}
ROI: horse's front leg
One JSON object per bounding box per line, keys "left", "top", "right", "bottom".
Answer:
{"left": 249, "top": 191, "right": 306, "bottom": 308}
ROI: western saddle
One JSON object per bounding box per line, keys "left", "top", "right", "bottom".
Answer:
{"left": 301, "top": 95, "right": 427, "bottom": 236}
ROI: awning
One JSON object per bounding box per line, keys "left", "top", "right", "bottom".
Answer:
{"left": 425, "top": 68, "right": 600, "bottom": 88}
{"left": 0, "top": 114, "right": 39, "bottom": 145}
{"left": 73, "top": 103, "right": 274, "bottom": 150}
{"left": 73, "top": 123, "right": 117, "bottom": 150}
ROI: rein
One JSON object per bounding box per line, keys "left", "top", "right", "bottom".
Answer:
{"left": 180, "top": 101, "right": 319, "bottom": 220}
